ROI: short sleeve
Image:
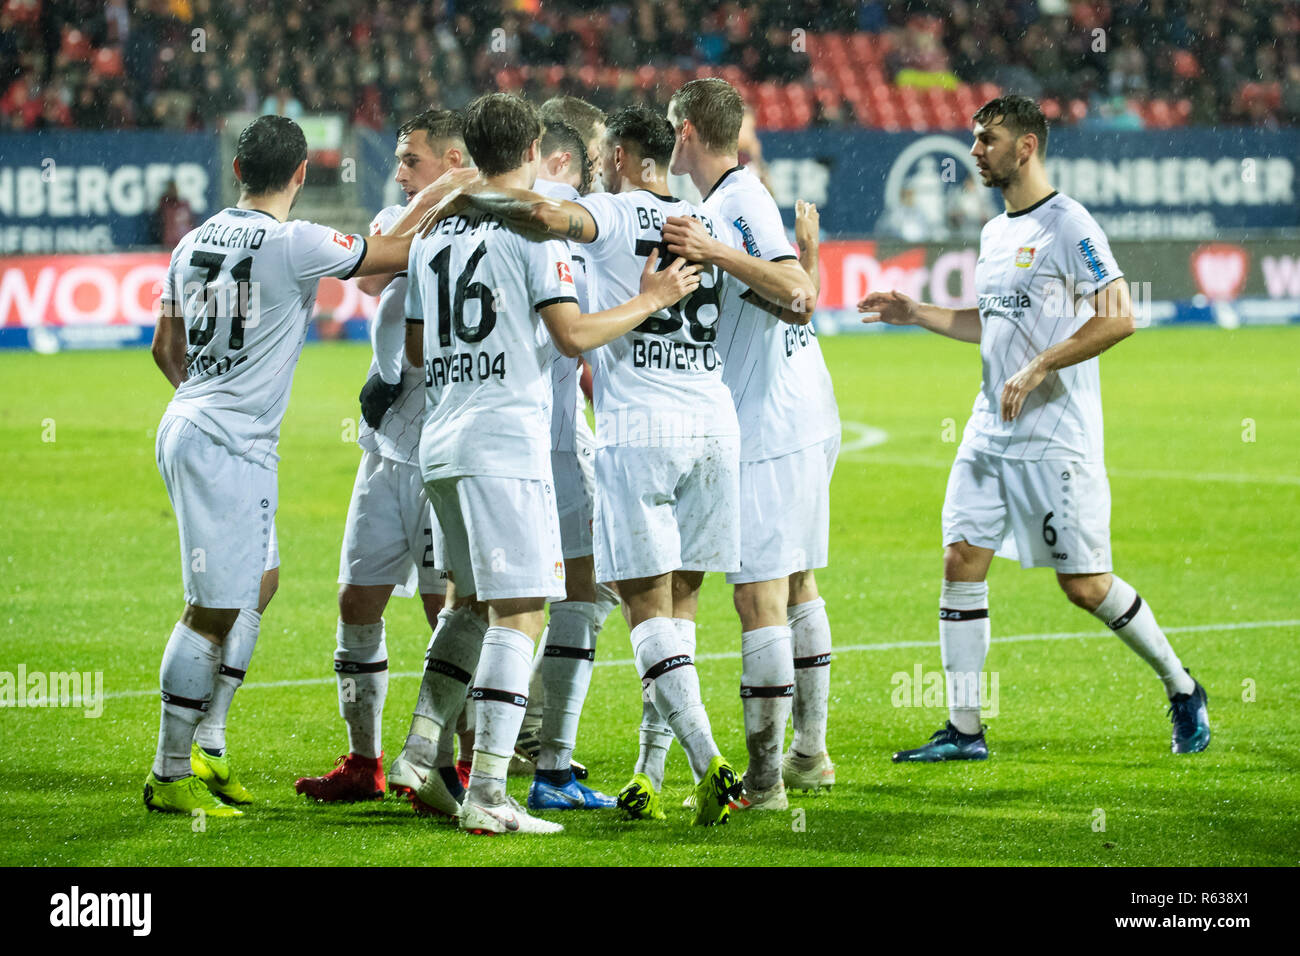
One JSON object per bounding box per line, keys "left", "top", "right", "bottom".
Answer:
{"left": 529, "top": 238, "right": 579, "bottom": 312}
{"left": 574, "top": 191, "right": 624, "bottom": 258}
{"left": 287, "top": 220, "right": 368, "bottom": 284}
{"left": 719, "top": 191, "right": 796, "bottom": 262}
{"left": 1054, "top": 206, "right": 1123, "bottom": 298}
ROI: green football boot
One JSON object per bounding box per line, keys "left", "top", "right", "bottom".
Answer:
{"left": 692, "top": 756, "right": 742, "bottom": 826}
{"left": 191, "top": 742, "right": 254, "bottom": 804}
{"left": 616, "top": 772, "right": 667, "bottom": 820}
{"left": 143, "top": 771, "right": 243, "bottom": 817}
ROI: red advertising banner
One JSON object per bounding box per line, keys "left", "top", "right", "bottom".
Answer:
{"left": 0, "top": 252, "right": 380, "bottom": 328}
{"left": 3, "top": 242, "right": 1298, "bottom": 332}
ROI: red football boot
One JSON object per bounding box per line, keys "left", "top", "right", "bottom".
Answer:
{"left": 295, "top": 753, "right": 385, "bottom": 802}
{"left": 455, "top": 758, "right": 472, "bottom": 788}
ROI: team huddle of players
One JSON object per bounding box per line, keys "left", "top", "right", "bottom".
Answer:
{"left": 143, "top": 87, "right": 1210, "bottom": 836}
{"left": 145, "top": 79, "right": 842, "bottom": 834}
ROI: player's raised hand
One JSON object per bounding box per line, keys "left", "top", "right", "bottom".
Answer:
{"left": 794, "top": 200, "right": 819, "bottom": 250}
{"left": 1000, "top": 355, "right": 1049, "bottom": 422}
{"left": 413, "top": 166, "right": 479, "bottom": 210}
{"left": 663, "top": 216, "right": 720, "bottom": 264}
{"left": 858, "top": 289, "right": 918, "bottom": 326}
{"left": 640, "top": 247, "right": 701, "bottom": 309}
{"left": 416, "top": 190, "right": 469, "bottom": 237}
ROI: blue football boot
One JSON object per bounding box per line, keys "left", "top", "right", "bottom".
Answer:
{"left": 527, "top": 771, "right": 617, "bottom": 810}
{"left": 1168, "top": 672, "right": 1211, "bottom": 754}
{"left": 892, "top": 721, "right": 989, "bottom": 762}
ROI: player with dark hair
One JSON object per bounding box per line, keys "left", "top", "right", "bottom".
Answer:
{"left": 400, "top": 93, "right": 703, "bottom": 834}
{"left": 539, "top": 95, "right": 607, "bottom": 179}
{"left": 294, "top": 109, "right": 476, "bottom": 804}
{"left": 508, "top": 118, "right": 622, "bottom": 811}
{"left": 860, "top": 94, "right": 1210, "bottom": 760}
{"left": 144, "top": 115, "right": 448, "bottom": 816}
{"left": 431, "top": 103, "right": 748, "bottom": 825}
{"left": 663, "top": 78, "right": 840, "bottom": 808}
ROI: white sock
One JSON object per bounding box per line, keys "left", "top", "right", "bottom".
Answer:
{"left": 673, "top": 618, "right": 700, "bottom": 783}
{"left": 740, "top": 625, "right": 794, "bottom": 789}
{"left": 1092, "top": 575, "right": 1195, "bottom": 697}
{"left": 634, "top": 618, "right": 693, "bottom": 789}
{"left": 788, "top": 598, "right": 831, "bottom": 756}
{"left": 940, "top": 580, "right": 990, "bottom": 735}
{"left": 331, "top": 619, "right": 387, "bottom": 759}
{"left": 631, "top": 617, "right": 718, "bottom": 781}
{"left": 153, "top": 622, "right": 220, "bottom": 779}
{"left": 520, "top": 626, "right": 548, "bottom": 738}
{"left": 193, "top": 608, "right": 260, "bottom": 754}
{"left": 407, "top": 607, "right": 484, "bottom": 766}
{"left": 467, "top": 626, "right": 534, "bottom": 806}
{"left": 538, "top": 601, "right": 599, "bottom": 772}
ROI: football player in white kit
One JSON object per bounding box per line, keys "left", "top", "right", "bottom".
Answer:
{"left": 144, "top": 115, "right": 436, "bottom": 816}
{"left": 662, "top": 79, "right": 841, "bottom": 808}
{"left": 859, "top": 96, "right": 1210, "bottom": 760}
{"left": 295, "top": 110, "right": 474, "bottom": 804}
{"left": 400, "top": 94, "right": 703, "bottom": 834}
{"left": 515, "top": 120, "right": 624, "bottom": 810}
{"left": 447, "top": 105, "right": 753, "bottom": 826}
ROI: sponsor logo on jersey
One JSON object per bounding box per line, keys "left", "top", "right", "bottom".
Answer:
{"left": 734, "top": 216, "right": 760, "bottom": 257}
{"left": 1015, "top": 246, "right": 1036, "bottom": 267}
{"left": 556, "top": 261, "right": 573, "bottom": 285}
{"left": 1077, "top": 237, "right": 1108, "bottom": 282}
{"left": 332, "top": 231, "right": 356, "bottom": 250}
{"left": 977, "top": 291, "right": 1031, "bottom": 311}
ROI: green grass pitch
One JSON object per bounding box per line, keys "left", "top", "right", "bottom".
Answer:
{"left": 1, "top": 325, "right": 1297, "bottom": 866}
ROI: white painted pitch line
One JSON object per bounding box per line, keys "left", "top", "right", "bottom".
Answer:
{"left": 52, "top": 618, "right": 1297, "bottom": 705}
{"left": 839, "top": 420, "right": 889, "bottom": 454}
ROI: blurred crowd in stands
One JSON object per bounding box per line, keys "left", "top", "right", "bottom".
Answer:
{"left": 2, "top": 0, "right": 1296, "bottom": 133}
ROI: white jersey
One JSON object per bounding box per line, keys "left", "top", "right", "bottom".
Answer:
{"left": 535, "top": 178, "right": 593, "bottom": 454}
{"left": 963, "top": 191, "right": 1122, "bottom": 462}
{"left": 408, "top": 209, "right": 577, "bottom": 482}
{"left": 161, "top": 207, "right": 366, "bottom": 467}
{"left": 576, "top": 188, "right": 739, "bottom": 447}
{"left": 704, "top": 166, "right": 839, "bottom": 462}
{"left": 357, "top": 203, "right": 425, "bottom": 466}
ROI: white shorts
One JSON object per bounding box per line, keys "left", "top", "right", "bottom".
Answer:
{"left": 424, "top": 475, "right": 566, "bottom": 602}
{"left": 942, "top": 444, "right": 1112, "bottom": 573}
{"left": 552, "top": 449, "right": 594, "bottom": 560}
{"left": 339, "top": 450, "right": 448, "bottom": 597}
{"left": 265, "top": 521, "right": 279, "bottom": 571}
{"left": 156, "top": 414, "right": 277, "bottom": 609}
{"left": 728, "top": 434, "right": 840, "bottom": 585}
{"left": 593, "top": 436, "right": 740, "bottom": 583}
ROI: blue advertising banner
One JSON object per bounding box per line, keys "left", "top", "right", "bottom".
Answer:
{"left": 758, "top": 128, "right": 1300, "bottom": 240}
{"left": 0, "top": 131, "right": 221, "bottom": 254}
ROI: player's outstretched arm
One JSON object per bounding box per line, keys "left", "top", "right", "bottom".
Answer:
{"left": 540, "top": 250, "right": 701, "bottom": 357}
{"left": 858, "top": 290, "right": 982, "bottom": 343}
{"left": 150, "top": 300, "right": 186, "bottom": 388}
{"left": 438, "top": 183, "right": 598, "bottom": 244}
{"left": 663, "top": 214, "right": 815, "bottom": 313}
{"left": 352, "top": 232, "right": 417, "bottom": 277}
{"left": 1000, "top": 276, "right": 1136, "bottom": 421}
